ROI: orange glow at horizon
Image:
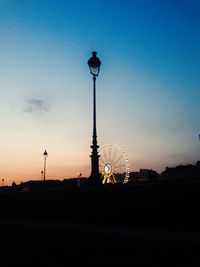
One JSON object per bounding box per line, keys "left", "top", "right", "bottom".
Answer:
{"left": 0, "top": 158, "right": 90, "bottom": 185}
{"left": 1, "top": 166, "right": 91, "bottom": 186}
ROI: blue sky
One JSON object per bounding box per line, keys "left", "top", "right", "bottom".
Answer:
{"left": 0, "top": 0, "right": 199, "bottom": 184}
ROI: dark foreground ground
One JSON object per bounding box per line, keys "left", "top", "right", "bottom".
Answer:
{"left": 0, "top": 180, "right": 200, "bottom": 265}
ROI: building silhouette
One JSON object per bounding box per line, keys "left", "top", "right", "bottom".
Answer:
{"left": 160, "top": 161, "right": 200, "bottom": 181}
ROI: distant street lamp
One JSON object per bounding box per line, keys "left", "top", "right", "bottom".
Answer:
{"left": 87, "top": 51, "right": 101, "bottom": 182}
{"left": 41, "top": 170, "right": 44, "bottom": 180}
{"left": 43, "top": 150, "right": 48, "bottom": 181}
{"left": 77, "top": 172, "right": 82, "bottom": 188}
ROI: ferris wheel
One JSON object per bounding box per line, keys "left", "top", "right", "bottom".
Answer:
{"left": 99, "top": 144, "right": 130, "bottom": 184}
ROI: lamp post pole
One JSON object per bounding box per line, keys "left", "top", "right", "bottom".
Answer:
{"left": 77, "top": 172, "right": 82, "bottom": 188}
{"left": 87, "top": 51, "right": 101, "bottom": 182}
{"left": 43, "top": 150, "right": 48, "bottom": 181}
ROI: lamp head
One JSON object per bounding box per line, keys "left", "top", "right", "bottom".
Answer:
{"left": 43, "top": 150, "right": 48, "bottom": 159}
{"left": 87, "top": 51, "right": 101, "bottom": 76}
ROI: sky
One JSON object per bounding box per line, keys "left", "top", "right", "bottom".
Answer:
{"left": 0, "top": 0, "right": 200, "bottom": 185}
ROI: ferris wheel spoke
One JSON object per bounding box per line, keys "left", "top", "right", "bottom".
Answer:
{"left": 110, "top": 148, "right": 118, "bottom": 164}
{"left": 112, "top": 157, "right": 123, "bottom": 167}
{"left": 107, "top": 146, "right": 111, "bottom": 162}
{"left": 103, "top": 149, "right": 108, "bottom": 163}
{"left": 107, "top": 147, "right": 111, "bottom": 162}
{"left": 109, "top": 146, "right": 112, "bottom": 160}
{"left": 99, "top": 156, "right": 106, "bottom": 165}
{"left": 113, "top": 164, "right": 126, "bottom": 169}
{"left": 113, "top": 154, "right": 124, "bottom": 166}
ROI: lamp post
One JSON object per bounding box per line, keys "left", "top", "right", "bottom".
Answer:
{"left": 77, "top": 172, "right": 82, "bottom": 188}
{"left": 87, "top": 51, "right": 101, "bottom": 182}
{"left": 41, "top": 170, "right": 44, "bottom": 180}
{"left": 43, "top": 150, "right": 48, "bottom": 181}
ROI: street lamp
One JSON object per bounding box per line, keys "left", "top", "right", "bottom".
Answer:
{"left": 41, "top": 170, "right": 44, "bottom": 180}
{"left": 87, "top": 51, "right": 101, "bottom": 182}
{"left": 77, "top": 172, "right": 82, "bottom": 188}
{"left": 43, "top": 150, "right": 48, "bottom": 181}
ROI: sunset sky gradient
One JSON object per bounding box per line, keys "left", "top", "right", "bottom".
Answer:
{"left": 0, "top": 0, "right": 200, "bottom": 184}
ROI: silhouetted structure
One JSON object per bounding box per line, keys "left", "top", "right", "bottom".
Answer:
{"left": 18, "top": 178, "right": 89, "bottom": 192}
{"left": 129, "top": 169, "right": 159, "bottom": 182}
{"left": 41, "top": 170, "right": 43, "bottom": 180}
{"left": 11, "top": 181, "right": 16, "bottom": 188}
{"left": 160, "top": 161, "right": 200, "bottom": 181}
{"left": 43, "top": 150, "right": 48, "bottom": 181}
{"left": 87, "top": 51, "right": 101, "bottom": 184}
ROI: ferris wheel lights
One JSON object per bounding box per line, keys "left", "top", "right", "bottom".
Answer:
{"left": 99, "top": 144, "right": 130, "bottom": 184}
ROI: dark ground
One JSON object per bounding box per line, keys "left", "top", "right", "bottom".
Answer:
{"left": 0, "top": 181, "right": 200, "bottom": 265}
